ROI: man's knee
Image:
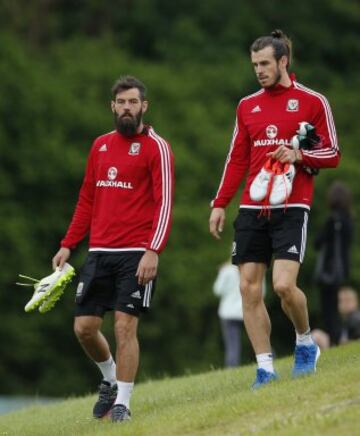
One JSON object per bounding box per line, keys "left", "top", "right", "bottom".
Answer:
{"left": 74, "top": 317, "right": 100, "bottom": 341}
{"left": 273, "top": 280, "right": 295, "bottom": 300}
{"left": 240, "top": 279, "right": 263, "bottom": 308}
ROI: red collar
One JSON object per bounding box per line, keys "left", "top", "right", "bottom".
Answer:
{"left": 264, "top": 72, "right": 296, "bottom": 95}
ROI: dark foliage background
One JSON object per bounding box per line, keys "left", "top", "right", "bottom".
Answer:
{"left": 0, "top": 0, "right": 359, "bottom": 396}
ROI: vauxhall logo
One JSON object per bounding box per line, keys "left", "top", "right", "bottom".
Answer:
{"left": 96, "top": 166, "right": 133, "bottom": 189}
{"left": 108, "top": 167, "right": 117, "bottom": 180}
{"left": 266, "top": 125, "right": 278, "bottom": 139}
{"left": 254, "top": 124, "right": 292, "bottom": 147}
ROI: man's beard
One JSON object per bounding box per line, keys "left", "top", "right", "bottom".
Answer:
{"left": 115, "top": 110, "right": 142, "bottom": 137}
{"left": 270, "top": 69, "right": 282, "bottom": 87}
{"left": 262, "top": 68, "right": 282, "bottom": 89}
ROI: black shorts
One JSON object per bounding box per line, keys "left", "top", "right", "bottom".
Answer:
{"left": 232, "top": 207, "right": 309, "bottom": 266}
{"left": 74, "top": 252, "right": 156, "bottom": 318}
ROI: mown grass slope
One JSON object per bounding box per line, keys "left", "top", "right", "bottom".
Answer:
{"left": 1, "top": 341, "right": 359, "bottom": 435}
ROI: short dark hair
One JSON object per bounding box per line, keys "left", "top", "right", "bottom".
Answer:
{"left": 111, "top": 75, "right": 147, "bottom": 101}
{"left": 250, "top": 29, "right": 293, "bottom": 69}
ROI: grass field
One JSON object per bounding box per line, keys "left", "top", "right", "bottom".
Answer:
{"left": 0, "top": 341, "right": 359, "bottom": 436}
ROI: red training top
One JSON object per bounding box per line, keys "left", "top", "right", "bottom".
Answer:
{"left": 61, "top": 126, "right": 174, "bottom": 254}
{"left": 212, "top": 76, "right": 340, "bottom": 210}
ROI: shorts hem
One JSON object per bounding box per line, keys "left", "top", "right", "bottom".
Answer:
{"left": 232, "top": 256, "right": 270, "bottom": 267}
{"left": 273, "top": 254, "right": 302, "bottom": 264}
{"left": 115, "top": 306, "right": 149, "bottom": 317}
{"left": 74, "top": 305, "right": 110, "bottom": 318}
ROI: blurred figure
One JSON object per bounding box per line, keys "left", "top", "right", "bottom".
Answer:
{"left": 213, "top": 262, "right": 243, "bottom": 367}
{"left": 312, "top": 286, "right": 360, "bottom": 349}
{"left": 338, "top": 286, "right": 360, "bottom": 343}
{"left": 311, "top": 329, "right": 330, "bottom": 350}
{"left": 213, "top": 260, "right": 266, "bottom": 367}
{"left": 314, "top": 181, "right": 353, "bottom": 345}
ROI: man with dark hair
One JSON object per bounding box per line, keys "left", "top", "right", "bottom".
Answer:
{"left": 111, "top": 76, "right": 147, "bottom": 104}
{"left": 209, "top": 30, "right": 340, "bottom": 388}
{"left": 53, "top": 75, "right": 174, "bottom": 421}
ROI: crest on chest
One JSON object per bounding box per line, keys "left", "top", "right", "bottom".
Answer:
{"left": 128, "top": 142, "right": 141, "bottom": 156}
{"left": 286, "top": 99, "right": 299, "bottom": 112}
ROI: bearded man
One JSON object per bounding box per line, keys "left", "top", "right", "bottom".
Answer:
{"left": 53, "top": 76, "right": 174, "bottom": 422}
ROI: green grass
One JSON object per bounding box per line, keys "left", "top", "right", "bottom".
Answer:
{"left": 1, "top": 342, "right": 360, "bottom": 436}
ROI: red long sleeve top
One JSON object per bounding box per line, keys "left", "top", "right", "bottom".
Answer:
{"left": 212, "top": 76, "right": 340, "bottom": 210}
{"left": 61, "top": 126, "right": 174, "bottom": 254}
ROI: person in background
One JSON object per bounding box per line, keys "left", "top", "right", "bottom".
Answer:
{"left": 213, "top": 260, "right": 243, "bottom": 367}
{"left": 213, "top": 259, "right": 267, "bottom": 367}
{"left": 314, "top": 181, "right": 353, "bottom": 345}
{"left": 312, "top": 286, "right": 360, "bottom": 349}
{"left": 338, "top": 286, "right": 360, "bottom": 343}
{"left": 311, "top": 329, "right": 330, "bottom": 350}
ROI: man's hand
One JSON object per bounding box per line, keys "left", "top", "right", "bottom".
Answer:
{"left": 209, "top": 208, "right": 226, "bottom": 240}
{"left": 52, "top": 247, "right": 71, "bottom": 270}
{"left": 136, "top": 250, "right": 159, "bottom": 285}
{"left": 267, "top": 146, "right": 300, "bottom": 164}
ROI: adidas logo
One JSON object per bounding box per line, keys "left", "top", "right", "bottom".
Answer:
{"left": 126, "top": 303, "right": 135, "bottom": 309}
{"left": 251, "top": 105, "right": 261, "bottom": 113}
{"left": 130, "top": 290, "right": 142, "bottom": 299}
{"left": 99, "top": 144, "right": 107, "bottom": 152}
{"left": 287, "top": 245, "right": 299, "bottom": 254}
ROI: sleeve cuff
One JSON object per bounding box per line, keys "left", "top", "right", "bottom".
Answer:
{"left": 60, "top": 241, "right": 76, "bottom": 250}
{"left": 210, "top": 199, "right": 227, "bottom": 208}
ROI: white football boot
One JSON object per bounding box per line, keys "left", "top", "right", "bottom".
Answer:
{"left": 17, "top": 263, "right": 75, "bottom": 313}
{"left": 38, "top": 263, "right": 75, "bottom": 313}
{"left": 250, "top": 158, "right": 274, "bottom": 202}
{"left": 269, "top": 163, "right": 296, "bottom": 205}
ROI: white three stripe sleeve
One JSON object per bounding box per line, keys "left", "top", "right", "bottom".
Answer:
{"left": 148, "top": 128, "right": 173, "bottom": 252}
{"left": 294, "top": 82, "right": 338, "bottom": 159}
